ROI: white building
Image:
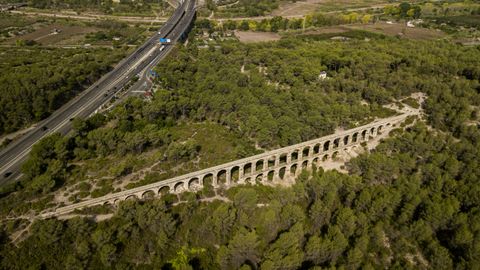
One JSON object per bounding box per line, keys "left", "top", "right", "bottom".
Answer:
{"left": 319, "top": 71, "right": 328, "bottom": 80}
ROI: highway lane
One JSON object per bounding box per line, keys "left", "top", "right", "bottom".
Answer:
{"left": 115, "top": 0, "right": 196, "bottom": 103}
{"left": 0, "top": 0, "right": 196, "bottom": 184}
{"left": 128, "top": 0, "right": 196, "bottom": 96}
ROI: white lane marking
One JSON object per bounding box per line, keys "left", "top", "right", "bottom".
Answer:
{"left": 0, "top": 4, "right": 192, "bottom": 176}
{"left": 0, "top": 46, "right": 161, "bottom": 176}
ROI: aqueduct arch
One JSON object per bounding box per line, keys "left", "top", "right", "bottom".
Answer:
{"left": 43, "top": 114, "right": 411, "bottom": 218}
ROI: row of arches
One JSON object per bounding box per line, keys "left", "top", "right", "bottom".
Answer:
{"left": 235, "top": 123, "right": 388, "bottom": 178}
{"left": 101, "top": 122, "right": 395, "bottom": 205}
{"left": 109, "top": 149, "right": 353, "bottom": 206}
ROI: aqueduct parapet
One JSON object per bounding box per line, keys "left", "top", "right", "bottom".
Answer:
{"left": 41, "top": 114, "right": 409, "bottom": 218}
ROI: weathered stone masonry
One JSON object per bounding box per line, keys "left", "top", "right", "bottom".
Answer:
{"left": 42, "top": 113, "right": 411, "bottom": 218}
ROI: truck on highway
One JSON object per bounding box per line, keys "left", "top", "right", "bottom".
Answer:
{"left": 159, "top": 38, "right": 171, "bottom": 44}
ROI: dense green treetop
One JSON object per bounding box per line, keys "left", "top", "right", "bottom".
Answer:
{"left": 0, "top": 26, "right": 479, "bottom": 269}
{"left": 1, "top": 121, "right": 480, "bottom": 269}
{"left": 0, "top": 47, "right": 127, "bottom": 135}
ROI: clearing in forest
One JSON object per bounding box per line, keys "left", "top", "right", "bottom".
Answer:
{"left": 235, "top": 30, "right": 281, "bottom": 43}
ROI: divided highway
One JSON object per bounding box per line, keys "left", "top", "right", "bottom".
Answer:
{"left": 0, "top": 0, "right": 196, "bottom": 184}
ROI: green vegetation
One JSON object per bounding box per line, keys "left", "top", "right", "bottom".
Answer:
{"left": 384, "top": 2, "right": 422, "bottom": 19}
{"left": 434, "top": 15, "right": 480, "bottom": 28}
{"left": 0, "top": 13, "right": 36, "bottom": 41}
{"left": 0, "top": 12, "right": 156, "bottom": 46}
{"left": 199, "top": 12, "right": 374, "bottom": 33}
{"left": 420, "top": 1, "right": 480, "bottom": 17}
{"left": 0, "top": 13, "right": 159, "bottom": 135}
{"left": 0, "top": 9, "right": 479, "bottom": 268}
{"left": 204, "top": 0, "right": 287, "bottom": 17}
{"left": 402, "top": 97, "right": 420, "bottom": 109}
{"left": 0, "top": 47, "right": 127, "bottom": 135}
{"left": 381, "top": 1, "right": 480, "bottom": 41}
{"left": 84, "top": 20, "right": 152, "bottom": 47}
{"left": 1, "top": 121, "right": 480, "bottom": 269}
{"left": 0, "top": 0, "right": 171, "bottom": 15}
{"left": 0, "top": 28, "right": 478, "bottom": 215}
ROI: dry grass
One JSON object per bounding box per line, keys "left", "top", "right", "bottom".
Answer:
{"left": 235, "top": 30, "right": 281, "bottom": 43}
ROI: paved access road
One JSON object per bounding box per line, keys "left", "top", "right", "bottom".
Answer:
{"left": 0, "top": 0, "right": 196, "bottom": 184}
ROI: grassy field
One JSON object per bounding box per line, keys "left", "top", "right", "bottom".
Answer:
{"left": 235, "top": 30, "right": 281, "bottom": 43}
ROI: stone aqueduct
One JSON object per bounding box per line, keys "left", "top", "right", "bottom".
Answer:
{"left": 42, "top": 113, "right": 411, "bottom": 218}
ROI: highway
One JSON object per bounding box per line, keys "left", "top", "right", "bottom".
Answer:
{"left": 0, "top": 0, "right": 196, "bottom": 184}
{"left": 128, "top": 0, "right": 196, "bottom": 98}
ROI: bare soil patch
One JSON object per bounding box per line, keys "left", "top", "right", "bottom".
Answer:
{"left": 235, "top": 30, "right": 281, "bottom": 43}
{"left": 7, "top": 24, "right": 98, "bottom": 45}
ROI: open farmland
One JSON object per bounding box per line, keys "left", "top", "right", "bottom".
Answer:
{"left": 5, "top": 24, "right": 98, "bottom": 45}
{"left": 235, "top": 30, "right": 281, "bottom": 43}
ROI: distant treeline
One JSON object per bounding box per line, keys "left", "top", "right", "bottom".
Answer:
{"left": 198, "top": 13, "right": 374, "bottom": 33}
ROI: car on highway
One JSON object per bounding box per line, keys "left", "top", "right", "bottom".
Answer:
{"left": 0, "top": 0, "right": 195, "bottom": 182}
{"left": 3, "top": 172, "right": 12, "bottom": 178}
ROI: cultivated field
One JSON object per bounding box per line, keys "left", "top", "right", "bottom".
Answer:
{"left": 235, "top": 30, "right": 281, "bottom": 43}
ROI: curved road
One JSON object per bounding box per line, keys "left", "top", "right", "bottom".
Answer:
{"left": 0, "top": 0, "right": 196, "bottom": 184}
